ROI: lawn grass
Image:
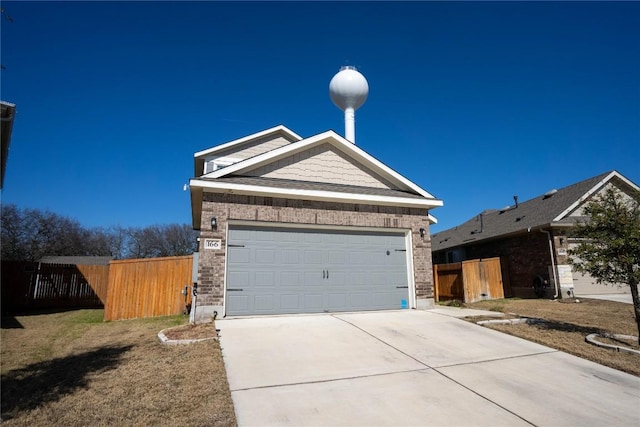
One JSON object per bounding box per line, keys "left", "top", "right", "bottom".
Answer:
{"left": 1, "top": 310, "right": 236, "bottom": 426}
{"left": 464, "top": 298, "right": 640, "bottom": 377}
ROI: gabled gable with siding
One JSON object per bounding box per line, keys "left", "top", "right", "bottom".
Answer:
{"left": 193, "top": 125, "right": 302, "bottom": 176}
{"left": 190, "top": 127, "right": 443, "bottom": 229}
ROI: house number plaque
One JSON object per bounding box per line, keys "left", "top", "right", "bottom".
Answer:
{"left": 204, "top": 239, "right": 222, "bottom": 250}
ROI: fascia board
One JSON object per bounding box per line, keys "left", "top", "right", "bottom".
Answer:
{"left": 206, "top": 131, "right": 337, "bottom": 178}
{"left": 209, "top": 130, "right": 440, "bottom": 201}
{"left": 189, "top": 178, "right": 443, "bottom": 209}
{"left": 193, "top": 125, "right": 302, "bottom": 158}
{"left": 428, "top": 213, "right": 438, "bottom": 224}
{"left": 553, "top": 171, "right": 639, "bottom": 222}
{"left": 190, "top": 186, "right": 204, "bottom": 229}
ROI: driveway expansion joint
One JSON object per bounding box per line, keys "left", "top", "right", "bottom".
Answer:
{"left": 230, "top": 367, "right": 434, "bottom": 393}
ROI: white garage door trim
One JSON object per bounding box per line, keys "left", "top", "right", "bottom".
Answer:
{"left": 223, "top": 221, "right": 415, "bottom": 316}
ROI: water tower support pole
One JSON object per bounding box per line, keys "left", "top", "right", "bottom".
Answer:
{"left": 345, "top": 107, "right": 355, "bottom": 143}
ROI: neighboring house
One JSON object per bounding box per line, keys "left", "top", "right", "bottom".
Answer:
{"left": 432, "top": 171, "right": 639, "bottom": 299}
{"left": 189, "top": 125, "right": 442, "bottom": 319}
{"left": 1, "top": 100, "right": 16, "bottom": 189}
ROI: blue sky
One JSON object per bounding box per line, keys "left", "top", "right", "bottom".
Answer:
{"left": 1, "top": 1, "right": 638, "bottom": 233}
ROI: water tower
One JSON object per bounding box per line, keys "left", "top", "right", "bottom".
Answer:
{"left": 329, "top": 66, "right": 369, "bottom": 144}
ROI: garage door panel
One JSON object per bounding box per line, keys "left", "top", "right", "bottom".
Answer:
{"left": 304, "top": 271, "right": 323, "bottom": 285}
{"left": 304, "top": 249, "right": 324, "bottom": 264}
{"left": 281, "top": 294, "right": 300, "bottom": 309}
{"left": 304, "top": 294, "right": 323, "bottom": 309}
{"left": 348, "top": 251, "right": 369, "bottom": 265}
{"left": 229, "top": 247, "right": 250, "bottom": 263}
{"left": 226, "top": 225, "right": 410, "bottom": 316}
{"left": 255, "top": 249, "right": 276, "bottom": 264}
{"left": 328, "top": 251, "right": 346, "bottom": 264}
{"left": 328, "top": 293, "right": 347, "bottom": 310}
{"left": 371, "top": 272, "right": 386, "bottom": 286}
{"left": 228, "top": 228, "right": 252, "bottom": 241}
{"left": 227, "top": 295, "right": 249, "bottom": 311}
{"left": 228, "top": 271, "right": 250, "bottom": 287}
{"left": 281, "top": 249, "right": 299, "bottom": 264}
{"left": 350, "top": 293, "right": 369, "bottom": 307}
{"left": 303, "top": 232, "right": 324, "bottom": 244}
{"left": 255, "top": 271, "right": 274, "bottom": 286}
{"left": 280, "top": 271, "right": 300, "bottom": 286}
{"left": 254, "top": 295, "right": 275, "bottom": 310}
{"left": 327, "top": 271, "right": 346, "bottom": 286}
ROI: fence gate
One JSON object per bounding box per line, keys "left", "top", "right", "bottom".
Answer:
{"left": 433, "top": 257, "right": 504, "bottom": 303}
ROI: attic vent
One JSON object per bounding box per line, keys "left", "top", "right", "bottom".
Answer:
{"left": 204, "top": 160, "right": 216, "bottom": 174}
{"left": 543, "top": 189, "right": 558, "bottom": 199}
{"left": 499, "top": 205, "right": 512, "bottom": 214}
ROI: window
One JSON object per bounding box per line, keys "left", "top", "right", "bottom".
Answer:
{"left": 204, "top": 157, "right": 241, "bottom": 174}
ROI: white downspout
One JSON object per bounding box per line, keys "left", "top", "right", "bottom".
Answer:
{"left": 541, "top": 229, "right": 560, "bottom": 299}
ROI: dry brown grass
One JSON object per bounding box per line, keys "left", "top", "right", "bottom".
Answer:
{"left": 1, "top": 310, "right": 236, "bottom": 426}
{"left": 463, "top": 298, "right": 640, "bottom": 377}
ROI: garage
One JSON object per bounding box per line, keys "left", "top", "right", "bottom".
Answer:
{"left": 568, "top": 242, "right": 630, "bottom": 295}
{"left": 225, "top": 224, "right": 411, "bottom": 316}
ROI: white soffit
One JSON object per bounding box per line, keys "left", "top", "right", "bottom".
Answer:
{"left": 194, "top": 125, "right": 303, "bottom": 159}
{"left": 205, "top": 130, "right": 439, "bottom": 201}
{"left": 553, "top": 171, "right": 640, "bottom": 222}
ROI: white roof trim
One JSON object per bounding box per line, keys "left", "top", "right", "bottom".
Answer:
{"left": 190, "top": 178, "right": 443, "bottom": 209}
{"left": 194, "top": 125, "right": 303, "bottom": 158}
{"left": 205, "top": 130, "right": 439, "bottom": 200}
{"left": 553, "top": 171, "right": 640, "bottom": 222}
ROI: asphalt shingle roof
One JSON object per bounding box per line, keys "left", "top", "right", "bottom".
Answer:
{"left": 431, "top": 171, "right": 615, "bottom": 252}
{"left": 209, "top": 175, "right": 428, "bottom": 200}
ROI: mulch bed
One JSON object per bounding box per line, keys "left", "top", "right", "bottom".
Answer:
{"left": 162, "top": 323, "right": 218, "bottom": 341}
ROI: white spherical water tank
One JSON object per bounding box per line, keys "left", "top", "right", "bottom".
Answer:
{"left": 329, "top": 66, "right": 369, "bottom": 143}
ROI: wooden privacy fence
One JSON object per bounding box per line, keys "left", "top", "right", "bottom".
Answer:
{"left": 1, "top": 261, "right": 109, "bottom": 311}
{"left": 433, "top": 257, "right": 504, "bottom": 303}
{"left": 104, "top": 255, "right": 193, "bottom": 321}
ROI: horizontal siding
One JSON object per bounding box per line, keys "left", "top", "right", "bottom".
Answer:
{"left": 246, "top": 143, "right": 395, "bottom": 189}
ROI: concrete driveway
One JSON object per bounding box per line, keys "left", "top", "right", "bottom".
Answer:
{"left": 217, "top": 309, "right": 640, "bottom": 427}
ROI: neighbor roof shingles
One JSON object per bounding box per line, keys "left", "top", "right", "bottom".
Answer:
{"left": 431, "top": 171, "right": 614, "bottom": 252}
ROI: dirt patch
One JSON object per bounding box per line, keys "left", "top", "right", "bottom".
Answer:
{"left": 162, "top": 322, "right": 218, "bottom": 341}
{"left": 1, "top": 310, "right": 237, "bottom": 426}
{"left": 464, "top": 298, "right": 639, "bottom": 377}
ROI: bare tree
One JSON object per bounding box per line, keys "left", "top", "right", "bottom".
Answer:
{"left": 1, "top": 204, "right": 197, "bottom": 261}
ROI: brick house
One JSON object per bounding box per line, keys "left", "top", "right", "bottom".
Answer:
{"left": 431, "top": 171, "right": 639, "bottom": 299}
{"left": 189, "top": 125, "right": 442, "bottom": 320}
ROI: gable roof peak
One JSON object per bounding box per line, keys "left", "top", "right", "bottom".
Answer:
{"left": 194, "top": 125, "right": 303, "bottom": 159}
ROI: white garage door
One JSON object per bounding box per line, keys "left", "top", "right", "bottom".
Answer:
{"left": 568, "top": 243, "right": 630, "bottom": 295}
{"left": 225, "top": 225, "right": 411, "bottom": 316}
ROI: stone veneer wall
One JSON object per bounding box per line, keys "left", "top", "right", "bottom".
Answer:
{"left": 196, "top": 192, "right": 434, "bottom": 315}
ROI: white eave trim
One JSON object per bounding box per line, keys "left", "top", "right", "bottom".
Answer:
{"left": 194, "top": 125, "right": 303, "bottom": 158}
{"left": 202, "top": 130, "right": 438, "bottom": 200}
{"left": 553, "top": 171, "right": 640, "bottom": 222}
{"left": 190, "top": 178, "right": 443, "bottom": 209}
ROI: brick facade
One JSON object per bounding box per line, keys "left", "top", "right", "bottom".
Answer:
{"left": 197, "top": 192, "right": 434, "bottom": 314}
{"left": 433, "top": 229, "right": 569, "bottom": 298}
